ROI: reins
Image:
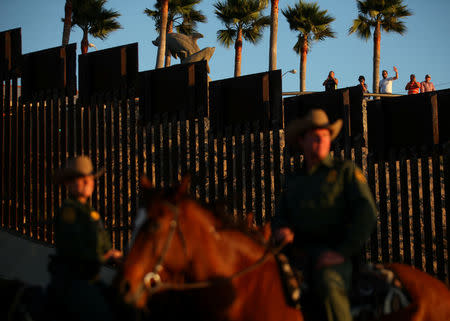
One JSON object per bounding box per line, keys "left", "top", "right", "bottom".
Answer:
{"left": 129, "top": 200, "right": 286, "bottom": 304}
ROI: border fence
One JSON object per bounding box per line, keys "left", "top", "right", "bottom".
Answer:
{"left": 1, "top": 28, "right": 449, "bottom": 284}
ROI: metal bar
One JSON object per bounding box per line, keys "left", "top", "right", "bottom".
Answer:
{"left": 431, "top": 146, "right": 445, "bottom": 281}
{"left": 97, "top": 95, "right": 107, "bottom": 237}
{"left": 162, "top": 113, "right": 170, "bottom": 187}
{"left": 388, "top": 150, "right": 400, "bottom": 263}
{"left": 121, "top": 98, "right": 129, "bottom": 250}
{"left": 410, "top": 150, "right": 423, "bottom": 270}
{"left": 45, "top": 95, "right": 54, "bottom": 242}
{"left": 3, "top": 80, "right": 11, "bottom": 228}
{"left": 10, "top": 78, "right": 18, "bottom": 230}
{"left": 253, "top": 122, "right": 263, "bottom": 225}
{"left": 263, "top": 128, "right": 272, "bottom": 222}
{"left": 399, "top": 149, "right": 412, "bottom": 265}
{"left": 198, "top": 117, "right": 207, "bottom": 202}
{"left": 421, "top": 154, "right": 435, "bottom": 275}
{"left": 112, "top": 96, "right": 121, "bottom": 250}
{"left": 225, "top": 126, "right": 234, "bottom": 213}
{"left": 234, "top": 125, "right": 243, "bottom": 214}
{"left": 129, "top": 97, "right": 138, "bottom": 237}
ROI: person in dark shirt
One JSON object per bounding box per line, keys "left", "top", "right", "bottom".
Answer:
{"left": 47, "top": 156, "right": 122, "bottom": 321}
{"left": 358, "top": 75, "right": 369, "bottom": 93}
{"left": 272, "top": 109, "right": 377, "bottom": 321}
{"left": 323, "top": 71, "right": 338, "bottom": 92}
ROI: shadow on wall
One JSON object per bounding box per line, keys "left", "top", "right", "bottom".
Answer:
{"left": 0, "top": 229, "right": 115, "bottom": 287}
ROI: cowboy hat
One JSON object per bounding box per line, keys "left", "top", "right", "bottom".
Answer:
{"left": 285, "top": 109, "right": 343, "bottom": 150}
{"left": 54, "top": 155, "right": 105, "bottom": 184}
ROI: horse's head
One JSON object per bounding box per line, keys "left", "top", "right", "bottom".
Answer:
{"left": 115, "top": 175, "right": 227, "bottom": 308}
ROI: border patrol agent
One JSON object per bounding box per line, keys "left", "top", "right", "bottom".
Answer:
{"left": 272, "top": 109, "right": 377, "bottom": 321}
{"left": 48, "top": 156, "right": 122, "bottom": 321}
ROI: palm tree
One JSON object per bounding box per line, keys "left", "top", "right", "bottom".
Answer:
{"left": 349, "top": 0, "right": 412, "bottom": 93}
{"left": 282, "top": 1, "right": 335, "bottom": 92}
{"left": 72, "top": 0, "right": 121, "bottom": 54}
{"left": 269, "top": 0, "right": 279, "bottom": 71}
{"left": 156, "top": 0, "right": 169, "bottom": 68}
{"left": 214, "top": 0, "right": 270, "bottom": 77}
{"left": 145, "top": 0, "right": 206, "bottom": 66}
{"left": 62, "top": 0, "right": 73, "bottom": 46}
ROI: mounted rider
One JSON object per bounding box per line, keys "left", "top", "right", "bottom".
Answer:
{"left": 47, "top": 155, "right": 122, "bottom": 321}
{"left": 272, "top": 109, "right": 377, "bottom": 321}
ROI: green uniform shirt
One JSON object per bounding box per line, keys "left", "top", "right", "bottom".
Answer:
{"left": 55, "top": 198, "right": 112, "bottom": 263}
{"left": 273, "top": 156, "right": 377, "bottom": 258}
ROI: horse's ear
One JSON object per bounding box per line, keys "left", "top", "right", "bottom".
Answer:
{"left": 262, "top": 222, "right": 272, "bottom": 242}
{"left": 140, "top": 176, "right": 153, "bottom": 190}
{"left": 176, "top": 175, "right": 191, "bottom": 200}
{"left": 246, "top": 213, "right": 254, "bottom": 229}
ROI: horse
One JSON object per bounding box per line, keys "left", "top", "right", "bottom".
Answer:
{"left": 115, "top": 176, "right": 450, "bottom": 321}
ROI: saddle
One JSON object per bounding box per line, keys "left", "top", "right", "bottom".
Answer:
{"left": 275, "top": 254, "right": 411, "bottom": 320}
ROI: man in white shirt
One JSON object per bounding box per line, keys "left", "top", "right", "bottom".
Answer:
{"left": 379, "top": 66, "right": 398, "bottom": 94}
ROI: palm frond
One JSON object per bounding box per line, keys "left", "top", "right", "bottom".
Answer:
{"left": 217, "top": 28, "right": 237, "bottom": 48}
{"left": 146, "top": 0, "right": 206, "bottom": 35}
{"left": 72, "top": 0, "right": 121, "bottom": 41}
{"left": 350, "top": 0, "right": 412, "bottom": 37}
{"left": 214, "top": 0, "right": 269, "bottom": 47}
{"left": 282, "top": 1, "right": 335, "bottom": 52}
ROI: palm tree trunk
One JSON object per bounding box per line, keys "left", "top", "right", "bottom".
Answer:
{"left": 156, "top": 0, "right": 169, "bottom": 69}
{"left": 81, "top": 30, "right": 89, "bottom": 54}
{"left": 234, "top": 28, "right": 243, "bottom": 77}
{"left": 300, "top": 36, "right": 308, "bottom": 92}
{"left": 269, "top": 0, "right": 279, "bottom": 71}
{"left": 165, "top": 20, "right": 173, "bottom": 67}
{"left": 62, "top": 0, "right": 72, "bottom": 46}
{"left": 373, "top": 21, "right": 381, "bottom": 93}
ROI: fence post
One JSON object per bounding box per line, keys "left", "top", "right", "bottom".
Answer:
{"left": 341, "top": 89, "right": 351, "bottom": 159}
{"left": 443, "top": 143, "right": 450, "bottom": 284}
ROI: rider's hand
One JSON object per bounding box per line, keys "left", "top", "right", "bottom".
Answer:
{"left": 103, "top": 249, "right": 123, "bottom": 264}
{"left": 274, "top": 228, "right": 294, "bottom": 245}
{"left": 316, "top": 251, "right": 345, "bottom": 269}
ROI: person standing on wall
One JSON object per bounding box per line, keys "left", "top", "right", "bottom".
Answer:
{"left": 323, "top": 71, "right": 338, "bottom": 92}
{"left": 420, "top": 74, "right": 436, "bottom": 93}
{"left": 405, "top": 74, "right": 421, "bottom": 95}
{"left": 379, "top": 66, "right": 398, "bottom": 94}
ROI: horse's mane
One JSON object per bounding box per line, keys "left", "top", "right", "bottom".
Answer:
{"left": 141, "top": 184, "right": 270, "bottom": 246}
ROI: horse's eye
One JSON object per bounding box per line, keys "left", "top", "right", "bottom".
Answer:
{"left": 148, "top": 220, "right": 160, "bottom": 233}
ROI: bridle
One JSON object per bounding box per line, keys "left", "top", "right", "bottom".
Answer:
{"left": 127, "top": 200, "right": 282, "bottom": 305}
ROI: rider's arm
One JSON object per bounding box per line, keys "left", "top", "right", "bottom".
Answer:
{"left": 334, "top": 164, "right": 377, "bottom": 257}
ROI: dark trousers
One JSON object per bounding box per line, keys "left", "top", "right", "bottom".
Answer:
{"left": 288, "top": 247, "right": 353, "bottom": 321}
{"left": 308, "top": 261, "right": 352, "bottom": 321}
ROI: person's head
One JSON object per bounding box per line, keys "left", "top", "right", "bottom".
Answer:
{"left": 299, "top": 128, "right": 331, "bottom": 162}
{"left": 425, "top": 74, "right": 431, "bottom": 82}
{"left": 358, "top": 75, "right": 365, "bottom": 84}
{"left": 286, "top": 109, "right": 342, "bottom": 165}
{"left": 410, "top": 74, "right": 416, "bottom": 81}
{"left": 55, "top": 155, "right": 104, "bottom": 202}
{"left": 66, "top": 175, "right": 95, "bottom": 201}
{"left": 382, "top": 70, "right": 388, "bottom": 79}
{"left": 328, "top": 71, "right": 335, "bottom": 78}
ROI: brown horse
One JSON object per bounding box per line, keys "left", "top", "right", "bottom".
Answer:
{"left": 115, "top": 177, "right": 450, "bottom": 321}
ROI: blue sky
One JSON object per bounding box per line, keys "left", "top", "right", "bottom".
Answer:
{"left": 1, "top": 0, "right": 449, "bottom": 94}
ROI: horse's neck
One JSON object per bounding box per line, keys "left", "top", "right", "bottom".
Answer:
{"left": 192, "top": 229, "right": 270, "bottom": 278}
{"left": 216, "top": 232, "right": 302, "bottom": 321}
